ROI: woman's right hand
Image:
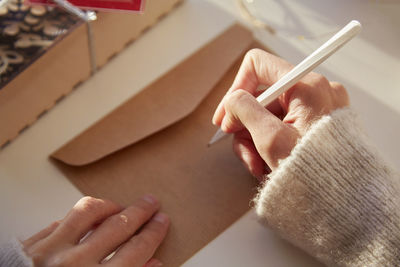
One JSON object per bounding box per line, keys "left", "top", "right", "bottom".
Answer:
{"left": 212, "top": 48, "right": 349, "bottom": 180}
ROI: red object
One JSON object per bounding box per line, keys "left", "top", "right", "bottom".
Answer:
{"left": 29, "top": 0, "right": 145, "bottom": 12}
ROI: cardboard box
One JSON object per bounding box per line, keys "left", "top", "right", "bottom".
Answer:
{"left": 0, "top": 0, "right": 183, "bottom": 148}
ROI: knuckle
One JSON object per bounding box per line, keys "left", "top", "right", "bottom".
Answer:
{"left": 243, "top": 48, "right": 270, "bottom": 70}
{"left": 64, "top": 197, "right": 108, "bottom": 233}
{"left": 315, "top": 72, "right": 328, "bottom": 83}
{"left": 133, "top": 234, "right": 155, "bottom": 250}
{"left": 47, "top": 253, "right": 76, "bottom": 267}
{"left": 330, "top": 81, "right": 344, "bottom": 90}
{"left": 245, "top": 48, "right": 264, "bottom": 60}
{"left": 313, "top": 73, "right": 329, "bottom": 87}
{"left": 109, "top": 214, "right": 132, "bottom": 233}
{"left": 108, "top": 205, "right": 151, "bottom": 233}
{"left": 225, "top": 89, "right": 250, "bottom": 109}
{"left": 331, "top": 81, "right": 347, "bottom": 94}
{"left": 130, "top": 205, "right": 151, "bottom": 222}
{"left": 76, "top": 196, "right": 104, "bottom": 215}
{"left": 132, "top": 201, "right": 149, "bottom": 214}
{"left": 306, "top": 72, "right": 329, "bottom": 88}
{"left": 49, "top": 220, "right": 61, "bottom": 229}
{"left": 331, "top": 81, "right": 349, "bottom": 105}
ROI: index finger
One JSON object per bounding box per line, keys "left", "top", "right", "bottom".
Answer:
{"left": 212, "top": 49, "right": 293, "bottom": 125}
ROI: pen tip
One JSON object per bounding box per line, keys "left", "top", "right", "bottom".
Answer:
{"left": 208, "top": 128, "right": 226, "bottom": 147}
{"left": 207, "top": 140, "right": 214, "bottom": 148}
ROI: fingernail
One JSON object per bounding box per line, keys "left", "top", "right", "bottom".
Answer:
{"left": 153, "top": 213, "right": 168, "bottom": 224}
{"left": 142, "top": 194, "right": 157, "bottom": 205}
{"left": 212, "top": 113, "right": 219, "bottom": 125}
{"left": 220, "top": 116, "right": 228, "bottom": 132}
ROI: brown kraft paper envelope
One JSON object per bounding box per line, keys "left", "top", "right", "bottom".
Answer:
{"left": 52, "top": 24, "right": 268, "bottom": 266}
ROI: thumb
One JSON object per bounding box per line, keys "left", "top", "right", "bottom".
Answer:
{"left": 221, "top": 89, "right": 279, "bottom": 133}
{"left": 222, "top": 90, "right": 299, "bottom": 169}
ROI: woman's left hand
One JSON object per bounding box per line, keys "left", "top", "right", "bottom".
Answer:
{"left": 22, "top": 195, "right": 169, "bottom": 267}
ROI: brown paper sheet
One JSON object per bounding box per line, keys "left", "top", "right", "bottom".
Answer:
{"left": 52, "top": 24, "right": 266, "bottom": 266}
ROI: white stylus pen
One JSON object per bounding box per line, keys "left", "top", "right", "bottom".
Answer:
{"left": 208, "top": 20, "right": 361, "bottom": 147}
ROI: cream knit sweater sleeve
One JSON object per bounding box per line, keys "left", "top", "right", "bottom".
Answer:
{"left": 0, "top": 239, "right": 32, "bottom": 267}
{"left": 254, "top": 107, "right": 400, "bottom": 266}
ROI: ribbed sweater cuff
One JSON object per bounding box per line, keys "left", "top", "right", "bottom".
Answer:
{"left": 254, "top": 107, "right": 400, "bottom": 266}
{"left": 0, "top": 239, "right": 33, "bottom": 267}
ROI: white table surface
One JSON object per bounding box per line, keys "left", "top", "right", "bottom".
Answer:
{"left": 1, "top": 0, "right": 399, "bottom": 266}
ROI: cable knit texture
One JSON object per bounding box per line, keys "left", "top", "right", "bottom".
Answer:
{"left": 254, "top": 107, "right": 400, "bottom": 266}
{"left": 0, "top": 239, "right": 32, "bottom": 267}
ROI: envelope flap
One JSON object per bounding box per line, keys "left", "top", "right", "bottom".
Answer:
{"left": 52, "top": 24, "right": 253, "bottom": 166}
